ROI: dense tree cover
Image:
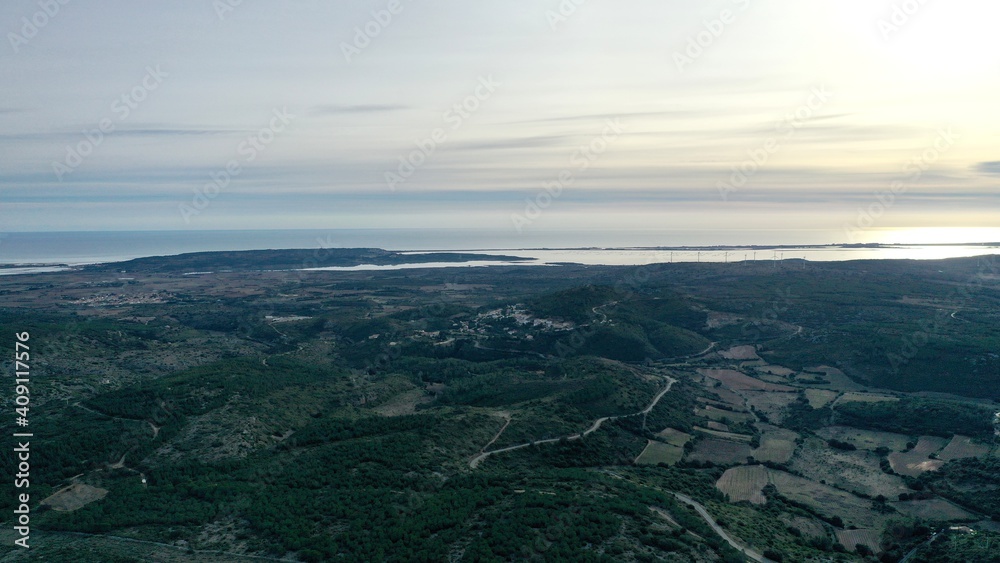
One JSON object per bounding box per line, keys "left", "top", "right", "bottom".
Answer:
{"left": 38, "top": 429, "right": 740, "bottom": 561}
{"left": 287, "top": 414, "right": 431, "bottom": 447}
{"left": 7, "top": 253, "right": 1000, "bottom": 560}
{"left": 527, "top": 285, "right": 622, "bottom": 324}
{"left": 0, "top": 410, "right": 163, "bottom": 504}
{"left": 782, "top": 394, "right": 832, "bottom": 432}
{"left": 520, "top": 285, "right": 711, "bottom": 360}
{"left": 917, "top": 457, "right": 1000, "bottom": 519}
{"left": 911, "top": 530, "right": 1000, "bottom": 562}
{"left": 835, "top": 398, "right": 996, "bottom": 440}
{"left": 86, "top": 357, "right": 345, "bottom": 421}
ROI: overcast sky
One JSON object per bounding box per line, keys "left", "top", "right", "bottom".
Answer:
{"left": 1, "top": 0, "right": 998, "bottom": 242}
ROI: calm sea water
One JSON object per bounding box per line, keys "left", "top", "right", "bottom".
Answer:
{"left": 0, "top": 230, "right": 998, "bottom": 270}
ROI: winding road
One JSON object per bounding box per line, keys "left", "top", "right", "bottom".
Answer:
{"left": 469, "top": 377, "right": 676, "bottom": 469}
{"left": 672, "top": 493, "right": 775, "bottom": 563}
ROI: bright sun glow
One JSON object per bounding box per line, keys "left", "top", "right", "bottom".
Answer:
{"left": 882, "top": 227, "right": 1000, "bottom": 245}
{"left": 827, "top": 0, "right": 1000, "bottom": 86}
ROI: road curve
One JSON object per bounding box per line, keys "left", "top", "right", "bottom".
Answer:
{"left": 672, "top": 493, "right": 774, "bottom": 563}
{"left": 469, "top": 377, "right": 676, "bottom": 469}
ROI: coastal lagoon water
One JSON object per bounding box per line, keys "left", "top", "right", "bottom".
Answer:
{"left": 0, "top": 229, "right": 857, "bottom": 264}
{"left": 1, "top": 230, "right": 998, "bottom": 274}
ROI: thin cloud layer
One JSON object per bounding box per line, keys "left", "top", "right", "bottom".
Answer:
{"left": 0, "top": 0, "right": 998, "bottom": 236}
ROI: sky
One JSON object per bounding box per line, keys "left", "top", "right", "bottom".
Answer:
{"left": 1, "top": 0, "right": 999, "bottom": 244}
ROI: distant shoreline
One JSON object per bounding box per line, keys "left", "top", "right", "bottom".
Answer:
{"left": 399, "top": 242, "right": 1000, "bottom": 253}
{"left": 1, "top": 243, "right": 999, "bottom": 273}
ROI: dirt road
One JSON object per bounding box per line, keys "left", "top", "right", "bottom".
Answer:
{"left": 470, "top": 377, "right": 676, "bottom": 469}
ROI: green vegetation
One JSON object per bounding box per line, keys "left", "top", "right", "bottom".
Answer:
{"left": 917, "top": 457, "right": 1000, "bottom": 519}
{"left": 836, "top": 398, "right": 996, "bottom": 440}
{"left": 1, "top": 251, "right": 998, "bottom": 561}
{"left": 910, "top": 529, "right": 1000, "bottom": 562}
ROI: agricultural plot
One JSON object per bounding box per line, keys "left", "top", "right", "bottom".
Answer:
{"left": 40, "top": 483, "right": 109, "bottom": 512}
{"left": 755, "top": 364, "right": 795, "bottom": 377}
{"left": 816, "top": 426, "right": 911, "bottom": 452}
{"left": 891, "top": 498, "right": 977, "bottom": 521}
{"left": 744, "top": 390, "right": 799, "bottom": 424}
{"left": 635, "top": 440, "right": 684, "bottom": 466}
{"left": 687, "top": 438, "right": 753, "bottom": 465}
{"left": 709, "top": 387, "right": 746, "bottom": 408}
{"left": 719, "top": 345, "right": 760, "bottom": 360}
{"left": 888, "top": 436, "right": 949, "bottom": 477}
{"left": 804, "top": 389, "right": 838, "bottom": 408}
{"left": 698, "top": 368, "right": 795, "bottom": 392}
{"left": 836, "top": 529, "right": 881, "bottom": 554}
{"left": 753, "top": 425, "right": 798, "bottom": 464}
{"left": 715, "top": 465, "right": 887, "bottom": 529}
{"left": 756, "top": 373, "right": 793, "bottom": 385}
{"left": 839, "top": 392, "right": 898, "bottom": 405}
{"left": 769, "top": 470, "right": 884, "bottom": 528}
{"left": 938, "top": 434, "right": 990, "bottom": 461}
{"left": 781, "top": 515, "right": 827, "bottom": 540}
{"left": 706, "top": 421, "right": 730, "bottom": 432}
{"left": 696, "top": 405, "right": 754, "bottom": 423}
{"left": 656, "top": 427, "right": 692, "bottom": 447}
{"left": 804, "top": 366, "right": 865, "bottom": 391}
{"left": 693, "top": 427, "right": 754, "bottom": 442}
{"left": 791, "top": 437, "right": 908, "bottom": 499}
{"left": 716, "top": 465, "right": 770, "bottom": 504}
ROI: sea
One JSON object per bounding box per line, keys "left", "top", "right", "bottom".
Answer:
{"left": 1, "top": 230, "right": 998, "bottom": 275}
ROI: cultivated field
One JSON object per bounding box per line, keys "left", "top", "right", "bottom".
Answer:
{"left": 696, "top": 405, "right": 754, "bottom": 423}
{"left": 708, "top": 386, "right": 747, "bottom": 408}
{"left": 719, "top": 345, "right": 760, "bottom": 360}
{"left": 706, "top": 421, "right": 731, "bottom": 432}
{"left": 888, "top": 436, "right": 949, "bottom": 477}
{"left": 744, "top": 390, "right": 799, "bottom": 424}
{"left": 716, "top": 465, "right": 770, "bottom": 504}
{"left": 782, "top": 515, "right": 827, "bottom": 540}
{"left": 635, "top": 441, "right": 684, "bottom": 466}
{"left": 839, "top": 392, "right": 899, "bottom": 405}
{"left": 938, "top": 434, "right": 991, "bottom": 460}
{"left": 803, "top": 366, "right": 866, "bottom": 391}
{"left": 687, "top": 438, "right": 753, "bottom": 465}
{"left": 656, "top": 427, "right": 692, "bottom": 447}
{"left": 755, "top": 364, "right": 795, "bottom": 377}
{"left": 791, "top": 437, "right": 908, "bottom": 499}
{"left": 891, "top": 498, "right": 977, "bottom": 521}
{"left": 756, "top": 373, "right": 793, "bottom": 385}
{"left": 753, "top": 425, "right": 799, "bottom": 464}
{"left": 693, "top": 427, "right": 754, "bottom": 442}
{"left": 769, "top": 470, "right": 883, "bottom": 528}
{"left": 40, "top": 483, "right": 109, "bottom": 512}
{"left": 836, "top": 529, "right": 881, "bottom": 554}
{"left": 698, "top": 369, "right": 795, "bottom": 392}
{"left": 816, "top": 426, "right": 911, "bottom": 452}
{"left": 805, "top": 389, "right": 838, "bottom": 408}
